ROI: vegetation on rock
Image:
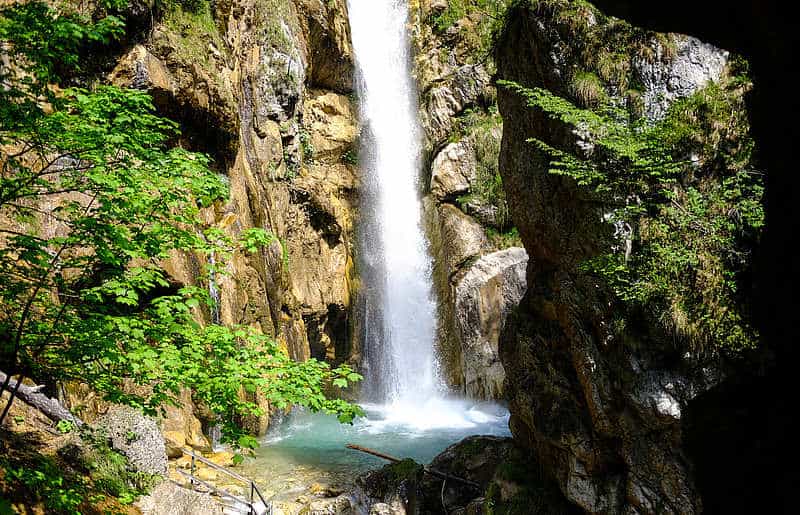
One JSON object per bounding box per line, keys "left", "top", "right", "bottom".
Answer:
{"left": 431, "top": 0, "right": 512, "bottom": 57}
{"left": 0, "top": 0, "right": 362, "bottom": 468}
{"left": 500, "top": 63, "right": 762, "bottom": 351}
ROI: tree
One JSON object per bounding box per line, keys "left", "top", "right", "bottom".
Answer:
{"left": 0, "top": 1, "right": 362, "bottom": 439}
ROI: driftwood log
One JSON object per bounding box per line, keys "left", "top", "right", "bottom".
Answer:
{"left": 0, "top": 371, "right": 83, "bottom": 427}
{"left": 346, "top": 443, "right": 480, "bottom": 489}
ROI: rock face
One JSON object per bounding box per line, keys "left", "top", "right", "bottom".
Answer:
{"left": 495, "top": 3, "right": 729, "bottom": 513}
{"left": 412, "top": 2, "right": 523, "bottom": 399}
{"left": 101, "top": 0, "right": 362, "bottom": 439}
{"left": 136, "top": 481, "right": 223, "bottom": 515}
{"left": 454, "top": 248, "right": 528, "bottom": 400}
{"left": 96, "top": 405, "right": 167, "bottom": 476}
{"left": 635, "top": 35, "right": 728, "bottom": 121}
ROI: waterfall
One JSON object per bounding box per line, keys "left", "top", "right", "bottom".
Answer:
{"left": 349, "top": 0, "right": 442, "bottom": 407}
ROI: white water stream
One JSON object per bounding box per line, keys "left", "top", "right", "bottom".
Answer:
{"left": 349, "top": 0, "right": 441, "bottom": 412}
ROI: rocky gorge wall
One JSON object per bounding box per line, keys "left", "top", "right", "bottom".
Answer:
{"left": 411, "top": 0, "right": 528, "bottom": 401}
{"left": 58, "top": 0, "right": 364, "bottom": 447}
{"left": 495, "top": 1, "right": 745, "bottom": 513}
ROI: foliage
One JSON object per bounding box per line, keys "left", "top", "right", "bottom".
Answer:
{"left": 56, "top": 420, "right": 76, "bottom": 434}
{"left": 486, "top": 227, "right": 523, "bottom": 248}
{"left": 521, "top": 0, "right": 677, "bottom": 97}
{"left": 430, "top": 0, "right": 511, "bottom": 56}
{"left": 1, "top": 1, "right": 362, "bottom": 439}
{"left": 342, "top": 148, "right": 359, "bottom": 166}
{"left": 79, "top": 429, "right": 161, "bottom": 504}
{"left": 1, "top": 454, "right": 85, "bottom": 514}
{"left": 159, "top": 0, "right": 227, "bottom": 69}
{"left": 0, "top": 425, "right": 161, "bottom": 512}
{"left": 570, "top": 71, "right": 605, "bottom": 108}
{"left": 299, "top": 128, "right": 314, "bottom": 163}
{"left": 499, "top": 73, "right": 763, "bottom": 352}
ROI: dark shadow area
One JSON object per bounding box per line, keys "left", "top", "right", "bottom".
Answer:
{"left": 590, "top": 1, "right": 796, "bottom": 512}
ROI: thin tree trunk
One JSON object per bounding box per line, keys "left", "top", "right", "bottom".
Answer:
{"left": 0, "top": 371, "right": 83, "bottom": 427}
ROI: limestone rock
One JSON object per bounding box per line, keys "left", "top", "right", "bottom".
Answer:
{"left": 438, "top": 204, "right": 488, "bottom": 275}
{"left": 297, "top": 0, "right": 355, "bottom": 93}
{"left": 162, "top": 389, "right": 210, "bottom": 458}
{"left": 421, "top": 65, "right": 492, "bottom": 149}
{"left": 635, "top": 35, "right": 728, "bottom": 121}
{"left": 304, "top": 90, "right": 359, "bottom": 161}
{"left": 136, "top": 480, "right": 223, "bottom": 515}
{"left": 96, "top": 405, "right": 167, "bottom": 476}
{"left": 495, "top": 3, "right": 728, "bottom": 512}
{"left": 454, "top": 248, "right": 528, "bottom": 400}
{"left": 430, "top": 141, "right": 477, "bottom": 200}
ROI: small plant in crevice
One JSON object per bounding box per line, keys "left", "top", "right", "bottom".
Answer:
{"left": 570, "top": 71, "right": 605, "bottom": 108}
{"left": 342, "top": 148, "right": 359, "bottom": 166}
{"left": 299, "top": 128, "right": 314, "bottom": 164}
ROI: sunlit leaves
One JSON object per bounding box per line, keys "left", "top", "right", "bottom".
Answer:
{"left": 1, "top": 1, "right": 362, "bottom": 447}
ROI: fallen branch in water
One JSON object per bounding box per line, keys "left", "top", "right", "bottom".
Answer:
{"left": 345, "top": 443, "right": 481, "bottom": 489}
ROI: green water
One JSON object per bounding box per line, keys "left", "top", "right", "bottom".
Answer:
{"left": 239, "top": 399, "right": 511, "bottom": 499}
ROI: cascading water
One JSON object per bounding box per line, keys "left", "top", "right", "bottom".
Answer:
{"left": 349, "top": 0, "right": 439, "bottom": 406}
{"left": 242, "top": 0, "right": 510, "bottom": 497}
{"left": 349, "top": 0, "right": 493, "bottom": 431}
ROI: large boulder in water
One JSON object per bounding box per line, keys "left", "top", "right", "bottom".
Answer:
{"left": 352, "top": 459, "right": 426, "bottom": 515}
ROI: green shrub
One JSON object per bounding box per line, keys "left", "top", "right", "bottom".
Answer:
{"left": 500, "top": 68, "right": 763, "bottom": 352}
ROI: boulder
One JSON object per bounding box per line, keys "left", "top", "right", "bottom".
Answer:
{"left": 430, "top": 141, "right": 477, "bottom": 200}
{"left": 438, "top": 204, "right": 488, "bottom": 274}
{"left": 136, "top": 480, "right": 222, "bottom": 515}
{"left": 353, "top": 459, "right": 425, "bottom": 515}
{"left": 454, "top": 248, "right": 528, "bottom": 400}
{"left": 96, "top": 405, "right": 167, "bottom": 476}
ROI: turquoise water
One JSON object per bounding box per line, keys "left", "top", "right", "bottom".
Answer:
{"left": 240, "top": 399, "right": 511, "bottom": 498}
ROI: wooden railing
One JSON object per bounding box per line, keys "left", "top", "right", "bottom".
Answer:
{"left": 179, "top": 448, "right": 270, "bottom": 515}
